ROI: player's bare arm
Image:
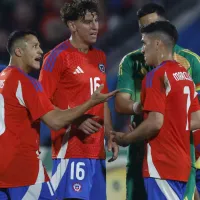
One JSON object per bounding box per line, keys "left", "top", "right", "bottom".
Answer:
{"left": 115, "top": 93, "right": 142, "bottom": 115}
{"left": 191, "top": 110, "right": 200, "bottom": 131}
{"left": 115, "top": 93, "right": 134, "bottom": 114}
{"left": 112, "top": 112, "right": 163, "bottom": 147}
{"left": 104, "top": 102, "right": 119, "bottom": 162}
{"left": 41, "top": 85, "right": 118, "bottom": 130}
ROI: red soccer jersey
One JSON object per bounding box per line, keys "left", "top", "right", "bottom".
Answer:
{"left": 0, "top": 66, "right": 54, "bottom": 187}
{"left": 39, "top": 40, "right": 107, "bottom": 159}
{"left": 141, "top": 60, "right": 200, "bottom": 182}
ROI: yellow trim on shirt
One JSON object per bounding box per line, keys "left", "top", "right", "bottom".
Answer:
{"left": 119, "top": 49, "right": 140, "bottom": 76}
{"left": 181, "top": 49, "right": 200, "bottom": 63}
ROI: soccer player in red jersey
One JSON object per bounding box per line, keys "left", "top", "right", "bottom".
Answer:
{"left": 112, "top": 21, "right": 200, "bottom": 199}
{"left": 39, "top": 1, "right": 119, "bottom": 199}
{"left": 0, "top": 30, "right": 116, "bottom": 200}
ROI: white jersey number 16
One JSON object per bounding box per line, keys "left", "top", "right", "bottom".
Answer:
{"left": 90, "top": 77, "right": 101, "bottom": 95}
{"left": 70, "top": 162, "right": 86, "bottom": 181}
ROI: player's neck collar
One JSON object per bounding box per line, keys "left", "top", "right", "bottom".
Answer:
{"left": 67, "top": 39, "right": 93, "bottom": 52}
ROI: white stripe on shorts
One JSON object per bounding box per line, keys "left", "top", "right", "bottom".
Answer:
{"left": 51, "top": 159, "right": 69, "bottom": 191}
{"left": 155, "top": 179, "right": 180, "bottom": 200}
{"left": 22, "top": 183, "right": 42, "bottom": 200}
{"left": 47, "top": 181, "right": 54, "bottom": 196}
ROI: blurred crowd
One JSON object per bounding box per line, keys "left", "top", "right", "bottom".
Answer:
{"left": 0, "top": 0, "right": 168, "bottom": 65}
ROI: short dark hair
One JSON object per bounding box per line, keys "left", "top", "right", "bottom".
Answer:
{"left": 141, "top": 21, "right": 178, "bottom": 46}
{"left": 137, "top": 3, "right": 166, "bottom": 19}
{"left": 7, "top": 30, "right": 38, "bottom": 55}
{"left": 60, "top": 0, "right": 99, "bottom": 24}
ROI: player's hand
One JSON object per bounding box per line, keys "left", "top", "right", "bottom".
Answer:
{"left": 78, "top": 116, "right": 103, "bottom": 135}
{"left": 107, "top": 134, "right": 119, "bottom": 162}
{"left": 111, "top": 131, "right": 129, "bottom": 147}
{"left": 90, "top": 84, "right": 118, "bottom": 105}
{"left": 111, "top": 123, "right": 136, "bottom": 147}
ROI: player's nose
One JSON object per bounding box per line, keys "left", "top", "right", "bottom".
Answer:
{"left": 90, "top": 21, "right": 98, "bottom": 30}
{"left": 141, "top": 47, "right": 145, "bottom": 54}
{"left": 38, "top": 47, "right": 43, "bottom": 55}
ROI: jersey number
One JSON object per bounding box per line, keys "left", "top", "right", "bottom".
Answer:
{"left": 90, "top": 77, "right": 101, "bottom": 95}
{"left": 70, "top": 162, "right": 85, "bottom": 180}
{"left": 184, "top": 86, "right": 191, "bottom": 130}
{"left": 0, "top": 94, "right": 5, "bottom": 135}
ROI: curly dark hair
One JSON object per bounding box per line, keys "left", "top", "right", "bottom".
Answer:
{"left": 60, "top": 0, "right": 99, "bottom": 25}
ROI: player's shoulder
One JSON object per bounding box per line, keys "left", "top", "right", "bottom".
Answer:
{"left": 44, "top": 40, "right": 70, "bottom": 60}
{"left": 2, "top": 66, "right": 43, "bottom": 92}
{"left": 92, "top": 46, "right": 105, "bottom": 54}
{"left": 92, "top": 47, "right": 106, "bottom": 57}
{"left": 174, "top": 45, "right": 200, "bottom": 64}
{"left": 151, "top": 61, "right": 171, "bottom": 76}
{"left": 15, "top": 68, "right": 43, "bottom": 92}
{"left": 3, "top": 66, "right": 24, "bottom": 81}
{"left": 120, "top": 49, "right": 143, "bottom": 64}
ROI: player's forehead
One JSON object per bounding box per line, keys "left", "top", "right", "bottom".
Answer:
{"left": 82, "top": 10, "right": 98, "bottom": 20}
{"left": 139, "top": 13, "right": 159, "bottom": 27}
{"left": 141, "top": 34, "right": 148, "bottom": 42}
{"left": 24, "top": 34, "right": 40, "bottom": 45}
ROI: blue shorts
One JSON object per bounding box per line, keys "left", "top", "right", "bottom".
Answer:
{"left": 0, "top": 181, "right": 55, "bottom": 200}
{"left": 196, "top": 169, "right": 200, "bottom": 194}
{"left": 144, "top": 177, "right": 186, "bottom": 200}
{"left": 51, "top": 158, "right": 106, "bottom": 200}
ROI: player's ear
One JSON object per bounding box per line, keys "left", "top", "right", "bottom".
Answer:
{"left": 67, "top": 21, "right": 77, "bottom": 32}
{"left": 14, "top": 47, "right": 23, "bottom": 57}
{"left": 155, "top": 40, "right": 161, "bottom": 51}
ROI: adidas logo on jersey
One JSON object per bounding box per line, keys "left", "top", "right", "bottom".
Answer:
{"left": 73, "top": 66, "right": 84, "bottom": 74}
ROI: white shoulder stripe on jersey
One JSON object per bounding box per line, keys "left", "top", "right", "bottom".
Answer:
{"left": 16, "top": 81, "right": 26, "bottom": 107}
{"left": 164, "top": 72, "right": 171, "bottom": 96}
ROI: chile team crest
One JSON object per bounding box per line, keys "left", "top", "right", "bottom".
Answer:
{"left": 98, "top": 64, "right": 105, "bottom": 73}
{"left": 73, "top": 183, "right": 82, "bottom": 192}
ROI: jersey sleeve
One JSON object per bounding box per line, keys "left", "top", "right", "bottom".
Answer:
{"left": 20, "top": 78, "right": 54, "bottom": 121}
{"left": 192, "top": 54, "right": 200, "bottom": 96}
{"left": 181, "top": 50, "right": 200, "bottom": 95}
{"left": 39, "top": 51, "right": 64, "bottom": 99}
{"left": 143, "top": 70, "right": 166, "bottom": 114}
{"left": 116, "top": 55, "right": 135, "bottom": 95}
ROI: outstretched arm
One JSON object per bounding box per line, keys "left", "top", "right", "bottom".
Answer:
{"left": 41, "top": 85, "right": 118, "bottom": 130}
{"left": 112, "top": 112, "right": 163, "bottom": 146}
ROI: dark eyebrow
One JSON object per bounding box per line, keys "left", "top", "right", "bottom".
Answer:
{"left": 32, "top": 42, "right": 41, "bottom": 47}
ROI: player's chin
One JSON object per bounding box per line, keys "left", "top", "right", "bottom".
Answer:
{"left": 32, "top": 62, "right": 41, "bottom": 70}
{"left": 145, "top": 58, "right": 151, "bottom": 66}
{"left": 88, "top": 37, "right": 97, "bottom": 44}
